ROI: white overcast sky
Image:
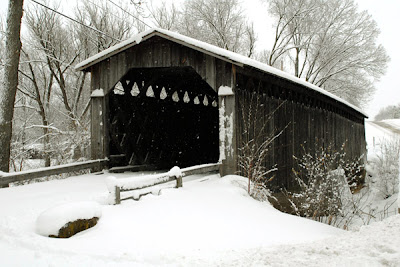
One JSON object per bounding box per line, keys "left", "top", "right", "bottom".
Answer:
{"left": 0, "top": 0, "right": 399, "bottom": 118}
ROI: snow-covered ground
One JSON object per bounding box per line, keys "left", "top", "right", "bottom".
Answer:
{"left": 1, "top": 120, "right": 400, "bottom": 266}
{"left": 1, "top": 172, "right": 399, "bottom": 266}
{"left": 365, "top": 120, "right": 399, "bottom": 159}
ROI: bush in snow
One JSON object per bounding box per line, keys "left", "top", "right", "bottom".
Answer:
{"left": 369, "top": 138, "right": 400, "bottom": 199}
{"left": 287, "top": 144, "right": 364, "bottom": 221}
{"left": 237, "top": 93, "right": 287, "bottom": 201}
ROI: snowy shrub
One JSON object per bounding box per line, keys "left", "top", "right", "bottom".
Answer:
{"left": 237, "top": 93, "right": 286, "bottom": 202}
{"left": 371, "top": 138, "right": 400, "bottom": 199}
{"left": 288, "top": 144, "right": 364, "bottom": 220}
{"left": 285, "top": 141, "right": 400, "bottom": 230}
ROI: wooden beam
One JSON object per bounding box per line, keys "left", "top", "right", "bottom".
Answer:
{"left": 0, "top": 159, "right": 109, "bottom": 186}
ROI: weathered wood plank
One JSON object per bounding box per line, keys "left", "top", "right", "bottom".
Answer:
{"left": 0, "top": 159, "right": 109, "bottom": 186}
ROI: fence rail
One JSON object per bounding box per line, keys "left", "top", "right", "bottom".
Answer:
{"left": 110, "top": 163, "right": 220, "bottom": 204}
{"left": 0, "top": 159, "right": 109, "bottom": 187}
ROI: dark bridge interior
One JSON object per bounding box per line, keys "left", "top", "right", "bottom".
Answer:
{"left": 108, "top": 67, "right": 219, "bottom": 169}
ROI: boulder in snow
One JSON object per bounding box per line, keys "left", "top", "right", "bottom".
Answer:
{"left": 36, "top": 201, "right": 102, "bottom": 238}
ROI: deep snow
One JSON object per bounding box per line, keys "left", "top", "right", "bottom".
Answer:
{"left": 1, "top": 172, "right": 399, "bottom": 266}
{"left": 1, "top": 120, "right": 400, "bottom": 266}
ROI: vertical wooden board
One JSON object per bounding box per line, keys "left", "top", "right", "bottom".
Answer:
{"left": 335, "top": 113, "right": 341, "bottom": 150}
{"left": 267, "top": 96, "right": 274, "bottom": 171}
{"left": 170, "top": 42, "right": 181, "bottom": 67}
{"left": 117, "top": 52, "right": 127, "bottom": 80}
{"left": 91, "top": 97, "right": 101, "bottom": 159}
{"left": 179, "top": 46, "right": 189, "bottom": 67}
{"left": 134, "top": 44, "right": 145, "bottom": 68}
{"left": 98, "top": 61, "right": 105, "bottom": 91}
{"left": 216, "top": 60, "right": 232, "bottom": 88}
{"left": 91, "top": 65, "right": 101, "bottom": 91}
{"left": 205, "top": 55, "right": 216, "bottom": 92}
{"left": 109, "top": 55, "right": 120, "bottom": 92}
{"left": 144, "top": 43, "right": 153, "bottom": 68}
{"left": 103, "top": 59, "right": 111, "bottom": 93}
{"left": 292, "top": 101, "right": 301, "bottom": 180}
{"left": 310, "top": 108, "right": 316, "bottom": 155}
{"left": 276, "top": 97, "right": 285, "bottom": 187}
{"left": 152, "top": 40, "right": 162, "bottom": 67}
{"left": 192, "top": 50, "right": 203, "bottom": 78}
{"left": 103, "top": 94, "right": 110, "bottom": 159}
{"left": 161, "top": 41, "right": 171, "bottom": 66}
{"left": 98, "top": 60, "right": 107, "bottom": 92}
{"left": 127, "top": 45, "right": 138, "bottom": 69}
{"left": 200, "top": 53, "right": 207, "bottom": 81}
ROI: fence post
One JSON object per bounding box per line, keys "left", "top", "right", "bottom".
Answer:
{"left": 176, "top": 175, "right": 183, "bottom": 188}
{"left": 0, "top": 173, "right": 9, "bottom": 188}
{"left": 115, "top": 186, "right": 121, "bottom": 205}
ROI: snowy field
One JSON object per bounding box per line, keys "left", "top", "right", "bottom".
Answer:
{"left": 365, "top": 120, "right": 400, "bottom": 159}
{"left": 1, "top": 121, "right": 400, "bottom": 266}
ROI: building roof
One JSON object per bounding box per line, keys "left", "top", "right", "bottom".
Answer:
{"left": 75, "top": 28, "right": 367, "bottom": 117}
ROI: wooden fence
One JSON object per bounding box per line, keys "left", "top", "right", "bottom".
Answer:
{"left": 0, "top": 159, "right": 109, "bottom": 187}
{"left": 110, "top": 163, "right": 220, "bottom": 204}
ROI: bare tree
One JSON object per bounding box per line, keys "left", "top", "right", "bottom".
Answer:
{"left": 265, "top": 0, "right": 389, "bottom": 107}
{"left": 11, "top": 2, "right": 91, "bottom": 167}
{"left": 74, "top": 0, "right": 141, "bottom": 53}
{"left": 11, "top": 0, "right": 143, "bottom": 168}
{"left": 0, "top": 0, "right": 24, "bottom": 173}
{"left": 17, "top": 48, "right": 54, "bottom": 167}
{"left": 179, "top": 0, "right": 257, "bottom": 56}
{"left": 147, "top": 1, "right": 179, "bottom": 30}
{"left": 374, "top": 104, "right": 400, "bottom": 121}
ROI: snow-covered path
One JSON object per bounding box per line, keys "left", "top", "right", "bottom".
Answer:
{"left": 1, "top": 172, "right": 400, "bottom": 266}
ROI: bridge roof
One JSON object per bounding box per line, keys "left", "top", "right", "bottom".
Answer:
{"left": 75, "top": 28, "right": 367, "bottom": 118}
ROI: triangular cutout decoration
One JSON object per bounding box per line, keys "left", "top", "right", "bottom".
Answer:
{"left": 172, "top": 91, "right": 180, "bottom": 102}
{"left": 194, "top": 96, "right": 200, "bottom": 105}
{"left": 212, "top": 100, "right": 218, "bottom": 107}
{"left": 131, "top": 82, "right": 140, "bottom": 96}
{"left": 160, "top": 87, "right": 167, "bottom": 100}
{"left": 183, "top": 91, "right": 190, "bottom": 103}
{"left": 203, "top": 95, "right": 209, "bottom": 106}
{"left": 113, "top": 81, "right": 125, "bottom": 95}
{"left": 146, "top": 86, "right": 155, "bottom": 97}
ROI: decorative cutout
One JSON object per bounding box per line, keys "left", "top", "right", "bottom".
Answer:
{"left": 142, "top": 81, "right": 145, "bottom": 87}
{"left": 113, "top": 82, "right": 125, "bottom": 95}
{"left": 131, "top": 82, "right": 140, "bottom": 96}
{"left": 183, "top": 91, "right": 190, "bottom": 103}
{"left": 212, "top": 100, "right": 218, "bottom": 107}
{"left": 203, "top": 95, "right": 209, "bottom": 106}
{"left": 194, "top": 96, "right": 200, "bottom": 105}
{"left": 146, "top": 86, "right": 155, "bottom": 97}
{"left": 172, "top": 91, "right": 180, "bottom": 102}
{"left": 160, "top": 87, "right": 167, "bottom": 100}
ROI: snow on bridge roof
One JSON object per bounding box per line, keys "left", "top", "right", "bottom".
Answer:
{"left": 75, "top": 28, "right": 367, "bottom": 118}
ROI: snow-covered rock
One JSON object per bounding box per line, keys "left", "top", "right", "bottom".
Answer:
{"left": 36, "top": 201, "right": 102, "bottom": 237}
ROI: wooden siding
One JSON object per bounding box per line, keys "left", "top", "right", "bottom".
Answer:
{"left": 235, "top": 68, "right": 366, "bottom": 189}
{"left": 88, "top": 37, "right": 233, "bottom": 95}
{"left": 85, "top": 35, "right": 366, "bottom": 189}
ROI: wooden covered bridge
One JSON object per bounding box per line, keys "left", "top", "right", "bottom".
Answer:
{"left": 75, "top": 28, "right": 367, "bottom": 190}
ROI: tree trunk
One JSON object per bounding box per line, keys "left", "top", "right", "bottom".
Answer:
{"left": 294, "top": 47, "right": 300, "bottom": 77}
{"left": 0, "top": 0, "right": 24, "bottom": 174}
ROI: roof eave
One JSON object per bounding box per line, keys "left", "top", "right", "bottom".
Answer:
{"left": 75, "top": 30, "right": 244, "bottom": 72}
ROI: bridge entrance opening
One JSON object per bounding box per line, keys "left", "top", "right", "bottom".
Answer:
{"left": 108, "top": 67, "right": 219, "bottom": 169}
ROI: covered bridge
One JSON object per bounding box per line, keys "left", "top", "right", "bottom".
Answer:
{"left": 75, "top": 28, "right": 367, "bottom": 190}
